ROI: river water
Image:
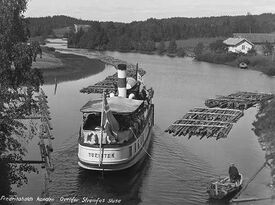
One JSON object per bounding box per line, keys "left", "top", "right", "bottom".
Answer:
{"left": 14, "top": 39, "right": 275, "bottom": 205}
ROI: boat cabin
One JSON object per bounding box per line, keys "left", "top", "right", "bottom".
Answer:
{"left": 79, "top": 97, "right": 146, "bottom": 145}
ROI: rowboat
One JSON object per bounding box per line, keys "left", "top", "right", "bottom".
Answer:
{"left": 239, "top": 62, "right": 248, "bottom": 69}
{"left": 78, "top": 63, "right": 154, "bottom": 171}
{"left": 207, "top": 174, "right": 243, "bottom": 200}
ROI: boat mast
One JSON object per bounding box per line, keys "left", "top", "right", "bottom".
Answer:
{"left": 99, "top": 90, "right": 105, "bottom": 167}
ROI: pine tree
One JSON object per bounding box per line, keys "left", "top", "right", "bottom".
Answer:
{"left": 167, "top": 39, "right": 177, "bottom": 54}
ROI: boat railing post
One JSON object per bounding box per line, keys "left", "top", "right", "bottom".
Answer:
{"left": 99, "top": 90, "right": 105, "bottom": 167}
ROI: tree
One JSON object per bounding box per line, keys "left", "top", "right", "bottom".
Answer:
{"left": 263, "top": 41, "right": 274, "bottom": 56}
{"left": 176, "top": 47, "right": 186, "bottom": 57}
{"left": 157, "top": 40, "right": 166, "bottom": 54}
{"left": 194, "top": 42, "right": 205, "bottom": 57}
{"left": 209, "top": 40, "right": 227, "bottom": 53}
{"left": 0, "top": 0, "right": 43, "bottom": 191}
{"left": 167, "top": 39, "right": 177, "bottom": 54}
{"left": 247, "top": 47, "right": 257, "bottom": 56}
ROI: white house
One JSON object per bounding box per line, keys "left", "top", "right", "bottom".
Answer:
{"left": 223, "top": 38, "right": 254, "bottom": 54}
{"left": 74, "top": 24, "right": 91, "bottom": 33}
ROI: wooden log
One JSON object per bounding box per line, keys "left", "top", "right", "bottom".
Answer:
{"left": 231, "top": 197, "right": 273, "bottom": 203}
{"left": 171, "top": 123, "right": 229, "bottom": 128}
{"left": 7, "top": 160, "right": 45, "bottom": 164}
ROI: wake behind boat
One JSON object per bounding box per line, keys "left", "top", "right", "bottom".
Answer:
{"left": 78, "top": 64, "right": 154, "bottom": 171}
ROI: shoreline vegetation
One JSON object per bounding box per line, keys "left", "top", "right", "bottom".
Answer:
{"left": 252, "top": 99, "right": 275, "bottom": 186}
{"left": 33, "top": 47, "right": 105, "bottom": 84}
{"left": 28, "top": 13, "right": 275, "bottom": 77}
{"left": 195, "top": 51, "right": 275, "bottom": 76}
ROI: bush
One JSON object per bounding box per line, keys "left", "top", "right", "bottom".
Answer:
{"left": 42, "top": 46, "right": 55, "bottom": 52}
{"left": 196, "top": 51, "right": 237, "bottom": 64}
{"left": 176, "top": 48, "right": 186, "bottom": 57}
{"left": 238, "top": 57, "right": 250, "bottom": 65}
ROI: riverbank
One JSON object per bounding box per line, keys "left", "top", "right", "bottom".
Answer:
{"left": 195, "top": 52, "right": 275, "bottom": 77}
{"left": 32, "top": 48, "right": 105, "bottom": 84}
{"left": 252, "top": 98, "right": 275, "bottom": 185}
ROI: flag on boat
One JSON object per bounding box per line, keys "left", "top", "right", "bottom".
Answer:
{"left": 102, "top": 92, "right": 120, "bottom": 134}
{"left": 137, "top": 72, "right": 143, "bottom": 84}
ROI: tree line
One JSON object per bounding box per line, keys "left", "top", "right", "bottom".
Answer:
{"left": 27, "top": 13, "right": 275, "bottom": 53}
{"left": 27, "top": 13, "right": 275, "bottom": 52}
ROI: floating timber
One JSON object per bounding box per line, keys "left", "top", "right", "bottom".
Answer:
{"left": 205, "top": 92, "right": 274, "bottom": 110}
{"left": 80, "top": 68, "right": 146, "bottom": 94}
{"left": 166, "top": 92, "right": 273, "bottom": 140}
{"left": 165, "top": 108, "right": 243, "bottom": 140}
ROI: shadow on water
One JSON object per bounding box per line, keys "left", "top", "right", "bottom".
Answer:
{"left": 76, "top": 136, "right": 154, "bottom": 205}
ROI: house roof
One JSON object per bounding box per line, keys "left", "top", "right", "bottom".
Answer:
{"left": 223, "top": 38, "right": 254, "bottom": 47}
{"left": 233, "top": 33, "right": 275, "bottom": 44}
{"left": 80, "top": 97, "right": 143, "bottom": 114}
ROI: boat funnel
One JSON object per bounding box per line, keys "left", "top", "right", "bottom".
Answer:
{"left": 117, "top": 64, "right": 127, "bottom": 98}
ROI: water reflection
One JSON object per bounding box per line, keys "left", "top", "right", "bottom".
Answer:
{"left": 42, "top": 57, "right": 105, "bottom": 85}
{"left": 76, "top": 138, "right": 153, "bottom": 205}
{"left": 48, "top": 133, "right": 153, "bottom": 205}
{"left": 77, "top": 157, "right": 151, "bottom": 205}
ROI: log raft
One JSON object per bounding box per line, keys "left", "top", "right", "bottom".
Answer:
{"left": 165, "top": 108, "right": 239, "bottom": 140}
{"left": 80, "top": 68, "right": 146, "bottom": 94}
{"left": 166, "top": 92, "right": 273, "bottom": 140}
{"left": 205, "top": 92, "right": 274, "bottom": 110}
{"left": 80, "top": 54, "right": 146, "bottom": 94}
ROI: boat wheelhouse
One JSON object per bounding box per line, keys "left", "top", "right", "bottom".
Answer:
{"left": 78, "top": 63, "right": 154, "bottom": 171}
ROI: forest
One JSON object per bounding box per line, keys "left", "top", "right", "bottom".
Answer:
{"left": 27, "top": 13, "right": 275, "bottom": 53}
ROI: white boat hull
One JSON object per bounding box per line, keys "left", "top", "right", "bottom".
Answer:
{"left": 78, "top": 105, "right": 154, "bottom": 171}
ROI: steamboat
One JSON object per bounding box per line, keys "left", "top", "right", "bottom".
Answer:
{"left": 78, "top": 64, "right": 154, "bottom": 171}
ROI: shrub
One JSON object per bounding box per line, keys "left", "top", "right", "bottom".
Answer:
{"left": 238, "top": 57, "right": 250, "bottom": 65}
{"left": 42, "top": 46, "right": 55, "bottom": 52}
{"left": 176, "top": 48, "right": 186, "bottom": 57}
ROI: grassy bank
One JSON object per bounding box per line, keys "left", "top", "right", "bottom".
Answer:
{"left": 245, "top": 55, "right": 275, "bottom": 76}
{"left": 196, "top": 52, "right": 275, "bottom": 77}
{"left": 33, "top": 49, "right": 105, "bottom": 84}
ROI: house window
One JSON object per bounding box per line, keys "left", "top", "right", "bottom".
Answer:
{"left": 242, "top": 45, "right": 245, "bottom": 50}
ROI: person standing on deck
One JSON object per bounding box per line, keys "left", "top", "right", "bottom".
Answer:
{"left": 229, "top": 163, "right": 241, "bottom": 182}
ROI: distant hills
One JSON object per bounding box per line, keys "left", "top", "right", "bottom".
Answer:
{"left": 27, "top": 13, "right": 275, "bottom": 38}
{"left": 27, "top": 13, "right": 275, "bottom": 52}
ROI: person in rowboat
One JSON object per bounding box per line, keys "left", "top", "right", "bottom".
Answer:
{"left": 229, "top": 163, "right": 241, "bottom": 183}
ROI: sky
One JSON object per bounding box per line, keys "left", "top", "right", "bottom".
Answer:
{"left": 25, "top": 0, "right": 275, "bottom": 22}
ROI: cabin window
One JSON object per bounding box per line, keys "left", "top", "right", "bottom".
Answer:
{"left": 83, "top": 114, "right": 101, "bottom": 130}
{"left": 129, "top": 146, "right": 132, "bottom": 156}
